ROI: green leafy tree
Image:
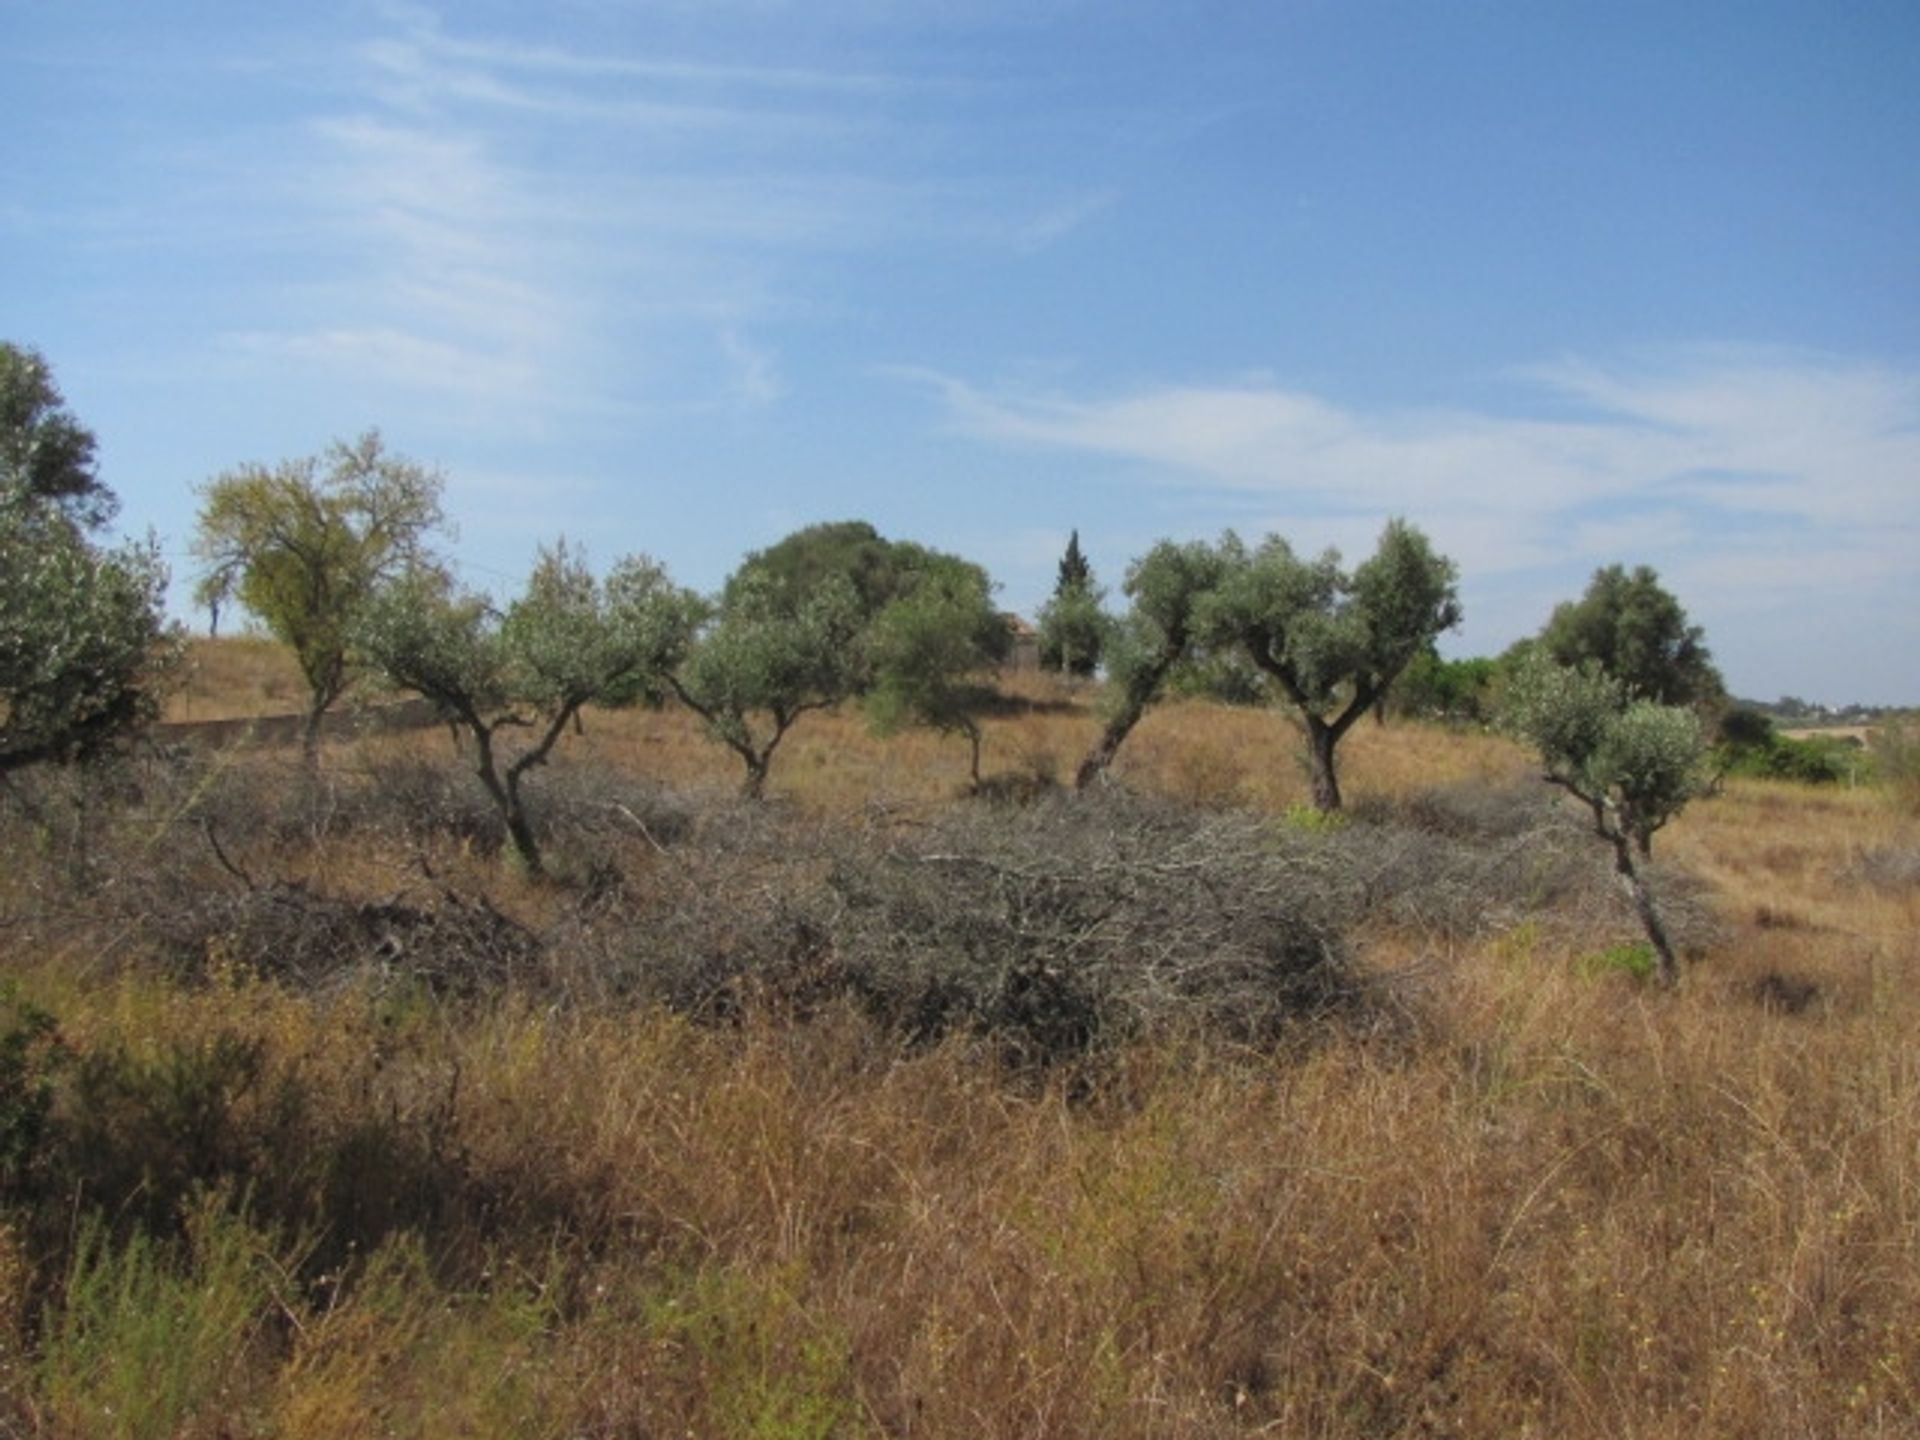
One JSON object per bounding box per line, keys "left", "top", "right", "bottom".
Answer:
{"left": 1037, "top": 530, "right": 1106, "bottom": 679}
{"left": 1075, "top": 540, "right": 1227, "bottom": 789}
{"left": 357, "top": 543, "right": 694, "bottom": 875}
{"left": 725, "top": 520, "right": 928, "bottom": 622}
{"left": 668, "top": 571, "right": 866, "bottom": 798}
{"left": 1, "top": 498, "right": 173, "bottom": 779}
{"left": 1203, "top": 520, "right": 1461, "bottom": 811}
{"left": 865, "top": 555, "right": 1010, "bottom": 791}
{"left": 193, "top": 432, "right": 448, "bottom": 764}
{"left": 1390, "top": 646, "right": 1498, "bottom": 726}
{"left": 1539, "top": 564, "right": 1723, "bottom": 710}
{"left": 0, "top": 342, "right": 114, "bottom": 530}
{"left": 1504, "top": 651, "right": 1710, "bottom": 985}
{"left": 1, "top": 346, "right": 174, "bottom": 778}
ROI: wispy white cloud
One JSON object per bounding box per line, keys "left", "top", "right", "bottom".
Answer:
{"left": 214, "top": 5, "right": 1114, "bottom": 425}
{"left": 917, "top": 351, "right": 1920, "bottom": 552}
{"left": 221, "top": 327, "right": 542, "bottom": 405}
{"left": 1009, "top": 187, "right": 1120, "bottom": 252}
{"left": 909, "top": 350, "right": 1920, "bottom": 686}
{"left": 719, "top": 329, "right": 784, "bottom": 406}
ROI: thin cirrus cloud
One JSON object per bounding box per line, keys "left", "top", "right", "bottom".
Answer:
{"left": 916, "top": 350, "right": 1919, "bottom": 580}
{"left": 217, "top": 7, "right": 1086, "bottom": 423}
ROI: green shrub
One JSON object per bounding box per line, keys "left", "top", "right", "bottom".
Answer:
{"left": 1578, "top": 941, "right": 1658, "bottom": 981}
{"left": 1281, "top": 801, "right": 1348, "bottom": 834}
{"left": 1717, "top": 732, "right": 1861, "bottom": 785}
{"left": 39, "top": 1193, "right": 292, "bottom": 1440}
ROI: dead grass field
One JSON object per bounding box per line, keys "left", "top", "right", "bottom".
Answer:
{"left": 2, "top": 641, "right": 1916, "bottom": 1437}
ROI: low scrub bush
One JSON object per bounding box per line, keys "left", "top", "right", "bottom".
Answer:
{"left": 561, "top": 790, "right": 1373, "bottom": 1062}
{"left": 1846, "top": 844, "right": 1920, "bottom": 893}
{"left": 1717, "top": 732, "right": 1863, "bottom": 785}
{"left": 822, "top": 792, "right": 1366, "bottom": 1060}
{"left": 149, "top": 881, "right": 542, "bottom": 995}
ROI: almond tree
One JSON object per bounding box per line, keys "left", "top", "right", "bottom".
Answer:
{"left": 193, "top": 433, "right": 447, "bottom": 766}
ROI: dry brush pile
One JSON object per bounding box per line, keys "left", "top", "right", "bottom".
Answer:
{"left": 0, "top": 729, "right": 1913, "bottom": 1437}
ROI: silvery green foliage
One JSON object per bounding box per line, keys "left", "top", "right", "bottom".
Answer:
{"left": 1073, "top": 539, "right": 1229, "bottom": 789}
{"left": 1095, "top": 540, "right": 1227, "bottom": 725}
{"left": 1505, "top": 650, "right": 1708, "bottom": 848}
{"left": 0, "top": 496, "right": 172, "bottom": 774}
{"left": 0, "top": 347, "right": 174, "bottom": 777}
{"left": 1503, "top": 648, "right": 1707, "bottom": 985}
{"left": 1035, "top": 580, "right": 1107, "bottom": 679}
{"left": 860, "top": 554, "right": 1010, "bottom": 789}
{"left": 503, "top": 544, "right": 695, "bottom": 712}
{"left": 1197, "top": 519, "right": 1461, "bottom": 809}
{"left": 356, "top": 542, "right": 696, "bottom": 871}
{"left": 355, "top": 571, "right": 505, "bottom": 720}
{"left": 360, "top": 545, "right": 694, "bottom": 725}
{"left": 1203, "top": 520, "right": 1462, "bottom": 716}
{"left": 681, "top": 572, "right": 864, "bottom": 744}
{"left": 674, "top": 571, "right": 865, "bottom": 794}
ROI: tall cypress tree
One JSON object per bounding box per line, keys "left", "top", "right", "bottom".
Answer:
{"left": 1057, "top": 530, "right": 1092, "bottom": 593}
{"left": 1040, "top": 529, "right": 1106, "bottom": 679}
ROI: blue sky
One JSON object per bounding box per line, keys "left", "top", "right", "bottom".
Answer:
{"left": 7, "top": 0, "right": 1917, "bottom": 704}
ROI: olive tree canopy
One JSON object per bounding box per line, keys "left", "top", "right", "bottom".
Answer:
{"left": 1, "top": 344, "right": 173, "bottom": 778}
{"left": 0, "top": 498, "right": 172, "bottom": 778}
{"left": 668, "top": 570, "right": 865, "bottom": 798}
{"left": 1504, "top": 650, "right": 1710, "bottom": 985}
{"left": 1074, "top": 539, "right": 1227, "bottom": 790}
{"left": 863, "top": 553, "right": 1010, "bottom": 791}
{"left": 357, "top": 542, "right": 694, "bottom": 874}
{"left": 1203, "top": 519, "right": 1461, "bottom": 811}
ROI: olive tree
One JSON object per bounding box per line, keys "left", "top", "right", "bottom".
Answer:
{"left": 1202, "top": 519, "right": 1461, "bottom": 811}
{"left": 1, "top": 345, "right": 174, "bottom": 778}
{"left": 667, "top": 570, "right": 865, "bottom": 798}
{"left": 0, "top": 496, "right": 172, "bottom": 778}
{"left": 864, "top": 555, "right": 1010, "bottom": 791}
{"left": 193, "top": 432, "right": 447, "bottom": 764}
{"left": 1504, "top": 652, "right": 1708, "bottom": 985}
{"left": 357, "top": 543, "right": 694, "bottom": 875}
{"left": 1074, "top": 540, "right": 1227, "bottom": 789}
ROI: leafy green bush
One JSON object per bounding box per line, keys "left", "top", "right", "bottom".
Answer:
{"left": 1716, "top": 732, "right": 1861, "bottom": 785}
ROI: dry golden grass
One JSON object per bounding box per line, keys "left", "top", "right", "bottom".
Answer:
{"left": 164, "top": 634, "right": 309, "bottom": 721}
{"left": 5, "top": 639, "right": 1920, "bottom": 1436}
